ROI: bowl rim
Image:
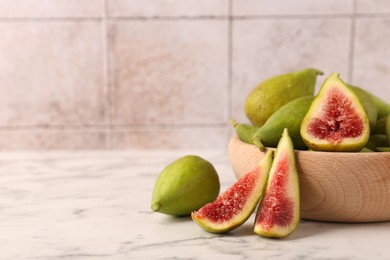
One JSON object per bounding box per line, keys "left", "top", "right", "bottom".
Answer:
{"left": 230, "top": 135, "right": 390, "bottom": 158}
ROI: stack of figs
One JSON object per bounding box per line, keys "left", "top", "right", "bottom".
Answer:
{"left": 234, "top": 68, "right": 390, "bottom": 153}
{"left": 193, "top": 69, "right": 390, "bottom": 238}
{"left": 154, "top": 69, "right": 390, "bottom": 239}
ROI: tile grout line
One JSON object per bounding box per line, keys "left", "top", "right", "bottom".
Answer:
{"left": 0, "top": 13, "right": 387, "bottom": 22}
{"left": 0, "top": 17, "right": 103, "bottom": 21}
{"left": 0, "top": 123, "right": 228, "bottom": 131}
{"left": 110, "top": 124, "right": 229, "bottom": 130}
{"left": 102, "top": 0, "right": 113, "bottom": 150}
{"left": 348, "top": 0, "right": 357, "bottom": 83}
{"left": 229, "top": 13, "right": 390, "bottom": 19}
{"left": 227, "top": 0, "right": 234, "bottom": 144}
{"left": 0, "top": 126, "right": 109, "bottom": 131}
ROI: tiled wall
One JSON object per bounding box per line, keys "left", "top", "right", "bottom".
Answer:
{"left": 0, "top": 0, "right": 389, "bottom": 150}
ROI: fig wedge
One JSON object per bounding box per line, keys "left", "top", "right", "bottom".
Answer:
{"left": 254, "top": 128, "right": 300, "bottom": 238}
{"left": 191, "top": 151, "right": 273, "bottom": 233}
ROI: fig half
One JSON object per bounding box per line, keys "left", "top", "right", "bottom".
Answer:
{"left": 191, "top": 151, "right": 273, "bottom": 233}
{"left": 254, "top": 128, "right": 300, "bottom": 238}
{"left": 300, "top": 73, "right": 370, "bottom": 152}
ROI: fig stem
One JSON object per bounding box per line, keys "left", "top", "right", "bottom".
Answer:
{"left": 252, "top": 136, "right": 265, "bottom": 152}
{"left": 309, "top": 68, "right": 324, "bottom": 76}
{"left": 229, "top": 119, "right": 238, "bottom": 128}
{"left": 151, "top": 202, "right": 161, "bottom": 212}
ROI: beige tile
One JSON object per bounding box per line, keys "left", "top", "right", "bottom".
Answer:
{"left": 0, "top": 0, "right": 103, "bottom": 18}
{"left": 233, "top": 0, "right": 353, "bottom": 16}
{"left": 112, "top": 126, "right": 228, "bottom": 149}
{"left": 232, "top": 18, "right": 351, "bottom": 124}
{"left": 0, "top": 21, "right": 105, "bottom": 126}
{"left": 108, "top": 0, "right": 228, "bottom": 17}
{"left": 352, "top": 18, "right": 390, "bottom": 103}
{"left": 356, "top": 0, "right": 390, "bottom": 14}
{"left": 109, "top": 20, "right": 228, "bottom": 125}
{"left": 0, "top": 128, "right": 106, "bottom": 150}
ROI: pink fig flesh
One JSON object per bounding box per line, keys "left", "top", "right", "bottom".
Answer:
{"left": 192, "top": 151, "right": 273, "bottom": 234}
{"left": 254, "top": 128, "right": 300, "bottom": 238}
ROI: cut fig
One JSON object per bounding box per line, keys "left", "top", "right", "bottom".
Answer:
{"left": 300, "top": 73, "right": 370, "bottom": 152}
{"left": 254, "top": 128, "right": 300, "bottom": 238}
{"left": 191, "top": 151, "right": 273, "bottom": 234}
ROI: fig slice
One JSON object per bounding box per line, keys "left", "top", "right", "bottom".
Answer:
{"left": 254, "top": 128, "right": 300, "bottom": 238}
{"left": 191, "top": 151, "right": 273, "bottom": 234}
{"left": 300, "top": 73, "right": 370, "bottom": 152}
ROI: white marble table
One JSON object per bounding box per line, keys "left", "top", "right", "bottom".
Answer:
{"left": 0, "top": 150, "right": 389, "bottom": 260}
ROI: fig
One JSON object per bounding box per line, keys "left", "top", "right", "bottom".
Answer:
{"left": 245, "top": 68, "right": 323, "bottom": 126}
{"left": 300, "top": 73, "right": 370, "bottom": 152}
{"left": 349, "top": 85, "right": 378, "bottom": 130}
{"left": 229, "top": 119, "right": 259, "bottom": 145}
{"left": 252, "top": 96, "right": 314, "bottom": 151}
{"left": 254, "top": 128, "right": 300, "bottom": 238}
{"left": 372, "top": 115, "right": 390, "bottom": 145}
{"left": 151, "top": 155, "right": 220, "bottom": 216}
{"left": 376, "top": 147, "right": 390, "bottom": 152}
{"left": 372, "top": 116, "right": 388, "bottom": 135}
{"left": 386, "top": 114, "right": 390, "bottom": 146}
{"left": 360, "top": 88, "right": 390, "bottom": 118}
{"left": 360, "top": 147, "right": 374, "bottom": 152}
{"left": 365, "top": 135, "right": 388, "bottom": 151}
{"left": 191, "top": 151, "right": 273, "bottom": 233}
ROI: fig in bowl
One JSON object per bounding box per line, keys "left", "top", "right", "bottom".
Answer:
{"left": 228, "top": 135, "right": 390, "bottom": 223}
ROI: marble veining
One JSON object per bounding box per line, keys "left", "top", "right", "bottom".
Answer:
{"left": 0, "top": 150, "right": 389, "bottom": 259}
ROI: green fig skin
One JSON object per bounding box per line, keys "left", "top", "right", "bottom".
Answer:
{"left": 372, "top": 116, "right": 388, "bottom": 135}
{"left": 349, "top": 85, "right": 378, "bottom": 130}
{"left": 254, "top": 128, "right": 300, "bottom": 238}
{"left": 364, "top": 91, "right": 390, "bottom": 119}
{"left": 252, "top": 96, "right": 314, "bottom": 151}
{"left": 151, "top": 155, "right": 220, "bottom": 216}
{"left": 376, "top": 147, "right": 390, "bottom": 152}
{"left": 365, "top": 135, "right": 388, "bottom": 151}
{"left": 386, "top": 114, "right": 390, "bottom": 146}
{"left": 360, "top": 147, "right": 374, "bottom": 152}
{"left": 230, "top": 119, "right": 259, "bottom": 145}
{"left": 191, "top": 151, "right": 273, "bottom": 234}
{"left": 350, "top": 86, "right": 390, "bottom": 118}
{"left": 245, "top": 68, "right": 323, "bottom": 127}
{"left": 300, "top": 73, "right": 370, "bottom": 152}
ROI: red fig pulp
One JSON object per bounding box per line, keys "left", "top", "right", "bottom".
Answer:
{"left": 301, "top": 73, "right": 370, "bottom": 152}
{"left": 191, "top": 151, "right": 273, "bottom": 233}
{"left": 254, "top": 129, "right": 300, "bottom": 238}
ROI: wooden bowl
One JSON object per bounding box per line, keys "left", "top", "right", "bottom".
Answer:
{"left": 228, "top": 135, "right": 390, "bottom": 223}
